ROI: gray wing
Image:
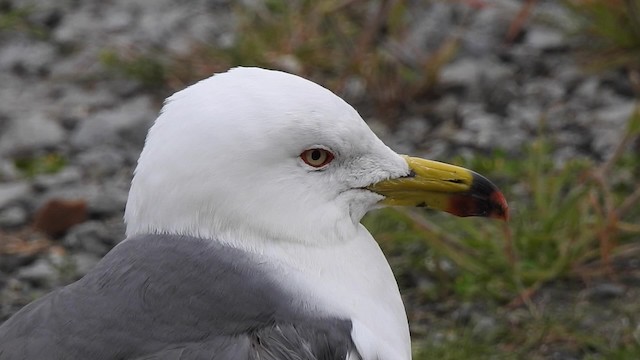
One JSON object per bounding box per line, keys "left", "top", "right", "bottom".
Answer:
{"left": 135, "top": 321, "right": 357, "bottom": 360}
{"left": 0, "top": 234, "right": 359, "bottom": 360}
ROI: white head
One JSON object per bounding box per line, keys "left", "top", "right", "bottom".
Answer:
{"left": 124, "top": 67, "right": 410, "bottom": 246}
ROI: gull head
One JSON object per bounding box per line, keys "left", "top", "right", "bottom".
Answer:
{"left": 124, "top": 67, "right": 507, "bottom": 246}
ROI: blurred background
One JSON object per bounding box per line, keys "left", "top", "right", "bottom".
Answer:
{"left": 0, "top": 0, "right": 639, "bottom": 358}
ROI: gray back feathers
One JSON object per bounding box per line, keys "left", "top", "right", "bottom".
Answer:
{"left": 0, "top": 234, "right": 359, "bottom": 360}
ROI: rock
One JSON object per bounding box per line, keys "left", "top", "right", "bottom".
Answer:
{"left": 71, "top": 252, "right": 101, "bottom": 276}
{"left": 479, "top": 61, "right": 517, "bottom": 115}
{"left": 395, "top": 117, "right": 431, "bottom": 146}
{"left": 507, "top": 102, "right": 542, "bottom": 131}
{"left": 591, "top": 101, "right": 636, "bottom": 156}
{"left": 440, "top": 59, "right": 482, "bottom": 91}
{"left": 0, "top": 270, "right": 7, "bottom": 290}
{"left": 462, "top": 2, "right": 517, "bottom": 56}
{"left": 77, "top": 147, "right": 127, "bottom": 178}
{"left": 0, "top": 159, "right": 20, "bottom": 182}
{"left": 32, "top": 183, "right": 100, "bottom": 219}
{"left": 16, "top": 258, "right": 58, "bottom": 287}
{"left": 272, "top": 54, "right": 303, "bottom": 74}
{"left": 103, "top": 9, "right": 134, "bottom": 32}
{"left": 523, "top": 79, "right": 566, "bottom": 108}
{"left": 594, "top": 101, "right": 635, "bottom": 124}
{"left": 0, "top": 112, "right": 66, "bottom": 155}
{"left": 28, "top": 5, "right": 64, "bottom": 31}
{"left": 343, "top": 76, "right": 366, "bottom": 102}
{"left": 421, "top": 140, "right": 449, "bottom": 159}
{"left": 87, "top": 185, "right": 128, "bottom": 217}
{"left": 0, "top": 253, "right": 37, "bottom": 274}
{"left": 52, "top": 6, "right": 96, "bottom": 45}
{"left": 471, "top": 314, "right": 500, "bottom": 341}
{"left": 554, "top": 64, "right": 583, "bottom": 89}
{"left": 33, "top": 167, "right": 82, "bottom": 191}
{"left": 526, "top": 27, "right": 566, "bottom": 51}
{"left": 505, "top": 308, "right": 530, "bottom": 327}
{"left": 0, "top": 41, "right": 57, "bottom": 76}
{"left": 479, "top": 60, "right": 514, "bottom": 88}
{"left": 63, "top": 221, "right": 113, "bottom": 255}
{"left": 457, "top": 104, "right": 503, "bottom": 148}
{"left": 32, "top": 198, "right": 88, "bottom": 237}
{"left": 70, "top": 96, "right": 155, "bottom": 150}
{"left": 583, "top": 283, "right": 626, "bottom": 301}
{"left": 103, "top": 218, "right": 127, "bottom": 246}
{"left": 452, "top": 302, "right": 474, "bottom": 325}
{"left": 49, "top": 86, "right": 119, "bottom": 130}
{"left": 0, "top": 205, "right": 29, "bottom": 228}
{"left": 0, "top": 182, "right": 31, "bottom": 210}
{"left": 433, "top": 95, "right": 459, "bottom": 122}
{"left": 404, "top": 3, "right": 455, "bottom": 53}
{"left": 574, "top": 78, "right": 600, "bottom": 104}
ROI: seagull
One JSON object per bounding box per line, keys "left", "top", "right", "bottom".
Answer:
{"left": 0, "top": 67, "right": 507, "bottom": 360}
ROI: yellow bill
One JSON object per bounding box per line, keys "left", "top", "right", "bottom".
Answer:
{"left": 368, "top": 156, "right": 508, "bottom": 220}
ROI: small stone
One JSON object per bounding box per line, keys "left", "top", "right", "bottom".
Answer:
{"left": 462, "top": 4, "right": 516, "bottom": 56}
{"left": 480, "top": 61, "right": 514, "bottom": 88}
{"left": 574, "top": 78, "right": 600, "bottom": 102}
{"left": 104, "top": 10, "right": 134, "bottom": 31}
{"left": 0, "top": 269, "right": 7, "bottom": 289}
{"left": 343, "top": 76, "right": 366, "bottom": 102}
{"left": 440, "top": 59, "right": 482, "bottom": 89}
{"left": 0, "top": 182, "right": 31, "bottom": 210}
{"left": 77, "top": 148, "right": 126, "bottom": 178}
{"left": 0, "top": 205, "right": 28, "bottom": 228}
{"left": 404, "top": 3, "right": 455, "bottom": 53}
{"left": 71, "top": 252, "right": 101, "bottom": 277}
{"left": 594, "top": 101, "right": 635, "bottom": 125}
{"left": 433, "top": 95, "right": 459, "bottom": 122}
{"left": 0, "top": 160, "right": 20, "bottom": 182}
{"left": 272, "top": 54, "right": 302, "bottom": 74}
{"left": 395, "top": 117, "right": 430, "bottom": 145}
{"left": 584, "top": 283, "right": 625, "bottom": 301}
{"left": 32, "top": 198, "right": 88, "bottom": 237}
{"left": 33, "top": 167, "right": 82, "bottom": 191}
{"left": 52, "top": 9, "right": 94, "bottom": 44}
{"left": 0, "top": 253, "right": 37, "bottom": 273}
{"left": 523, "top": 79, "right": 566, "bottom": 107}
{"left": 88, "top": 185, "right": 128, "bottom": 217}
{"left": 526, "top": 27, "right": 566, "bottom": 50}
{"left": 16, "top": 258, "right": 57, "bottom": 286}
{"left": 366, "top": 119, "right": 392, "bottom": 140}
{"left": 70, "top": 96, "right": 155, "bottom": 150}
{"left": 0, "top": 41, "right": 57, "bottom": 76}
{"left": 507, "top": 102, "right": 542, "bottom": 130}
{"left": 505, "top": 308, "right": 531, "bottom": 326}
{"left": 464, "top": 112, "right": 501, "bottom": 148}
{"left": 63, "top": 221, "right": 112, "bottom": 255}
{"left": 471, "top": 315, "right": 499, "bottom": 340}
{"left": 554, "top": 64, "right": 582, "bottom": 88}
{"left": 452, "top": 302, "right": 474, "bottom": 325}
{"left": 0, "top": 112, "right": 66, "bottom": 155}
{"left": 103, "top": 219, "right": 127, "bottom": 246}
{"left": 592, "top": 101, "right": 635, "bottom": 156}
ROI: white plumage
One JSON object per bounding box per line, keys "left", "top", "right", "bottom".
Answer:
{"left": 125, "top": 67, "right": 413, "bottom": 359}
{"left": 0, "top": 67, "right": 506, "bottom": 359}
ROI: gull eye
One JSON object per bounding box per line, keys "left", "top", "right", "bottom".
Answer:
{"left": 300, "top": 148, "right": 334, "bottom": 168}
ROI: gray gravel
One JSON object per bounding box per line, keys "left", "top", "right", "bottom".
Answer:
{"left": 0, "top": 0, "right": 637, "bottom": 354}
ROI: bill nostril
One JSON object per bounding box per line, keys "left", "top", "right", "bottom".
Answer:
{"left": 404, "top": 170, "right": 416, "bottom": 178}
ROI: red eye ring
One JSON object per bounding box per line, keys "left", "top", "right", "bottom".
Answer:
{"left": 300, "top": 148, "right": 334, "bottom": 168}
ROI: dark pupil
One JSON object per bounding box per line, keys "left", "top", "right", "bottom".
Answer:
{"left": 311, "top": 150, "right": 322, "bottom": 161}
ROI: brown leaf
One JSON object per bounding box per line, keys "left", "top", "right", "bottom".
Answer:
{"left": 33, "top": 198, "right": 88, "bottom": 237}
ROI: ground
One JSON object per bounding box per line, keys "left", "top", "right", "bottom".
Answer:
{"left": 0, "top": 0, "right": 639, "bottom": 359}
